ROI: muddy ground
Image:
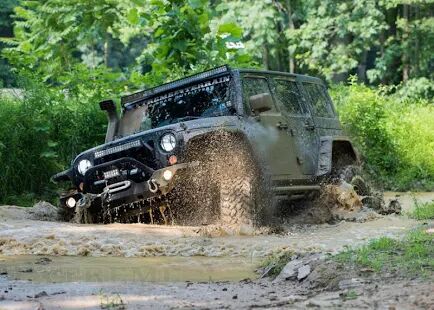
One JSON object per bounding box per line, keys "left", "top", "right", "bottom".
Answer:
{"left": 0, "top": 192, "right": 433, "bottom": 309}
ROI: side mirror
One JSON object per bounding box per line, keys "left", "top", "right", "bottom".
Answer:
{"left": 99, "top": 99, "right": 116, "bottom": 112}
{"left": 249, "top": 93, "right": 273, "bottom": 113}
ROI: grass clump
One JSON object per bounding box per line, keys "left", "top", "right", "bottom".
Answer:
{"left": 335, "top": 229, "right": 434, "bottom": 277}
{"left": 259, "top": 250, "right": 294, "bottom": 278}
{"left": 99, "top": 291, "right": 126, "bottom": 310}
{"left": 408, "top": 199, "right": 434, "bottom": 220}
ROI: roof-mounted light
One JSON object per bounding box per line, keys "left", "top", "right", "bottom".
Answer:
{"left": 121, "top": 65, "right": 230, "bottom": 108}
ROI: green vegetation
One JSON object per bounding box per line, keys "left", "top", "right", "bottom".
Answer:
{"left": 332, "top": 80, "right": 434, "bottom": 190}
{"left": 408, "top": 199, "right": 434, "bottom": 220}
{"left": 99, "top": 291, "right": 126, "bottom": 310}
{"left": 0, "top": 0, "right": 433, "bottom": 204}
{"left": 342, "top": 290, "right": 358, "bottom": 301}
{"left": 335, "top": 229, "right": 434, "bottom": 277}
{"left": 0, "top": 77, "right": 111, "bottom": 205}
{"left": 259, "top": 250, "right": 294, "bottom": 278}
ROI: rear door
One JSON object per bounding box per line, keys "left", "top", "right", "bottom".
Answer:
{"left": 241, "top": 75, "right": 303, "bottom": 179}
{"left": 269, "top": 77, "right": 319, "bottom": 175}
{"left": 301, "top": 82, "right": 341, "bottom": 135}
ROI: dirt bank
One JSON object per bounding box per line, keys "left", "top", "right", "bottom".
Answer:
{"left": 0, "top": 260, "right": 432, "bottom": 309}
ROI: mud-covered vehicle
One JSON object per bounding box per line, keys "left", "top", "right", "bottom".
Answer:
{"left": 53, "top": 65, "right": 360, "bottom": 225}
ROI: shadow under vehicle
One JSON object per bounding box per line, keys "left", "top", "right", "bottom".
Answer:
{"left": 52, "top": 66, "right": 358, "bottom": 225}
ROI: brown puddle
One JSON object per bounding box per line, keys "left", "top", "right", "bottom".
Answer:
{"left": 0, "top": 255, "right": 258, "bottom": 283}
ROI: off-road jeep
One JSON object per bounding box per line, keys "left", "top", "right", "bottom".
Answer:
{"left": 53, "top": 65, "right": 359, "bottom": 225}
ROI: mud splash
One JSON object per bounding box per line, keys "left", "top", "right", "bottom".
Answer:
{"left": 0, "top": 192, "right": 431, "bottom": 258}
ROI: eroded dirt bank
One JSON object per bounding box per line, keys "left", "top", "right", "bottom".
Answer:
{"left": 0, "top": 192, "right": 433, "bottom": 309}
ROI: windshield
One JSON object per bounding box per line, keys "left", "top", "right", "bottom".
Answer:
{"left": 118, "top": 75, "right": 233, "bottom": 136}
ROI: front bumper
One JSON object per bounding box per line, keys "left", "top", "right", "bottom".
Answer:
{"left": 60, "top": 161, "right": 198, "bottom": 209}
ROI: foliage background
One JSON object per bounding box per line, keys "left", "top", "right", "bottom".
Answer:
{"left": 0, "top": 0, "right": 433, "bottom": 204}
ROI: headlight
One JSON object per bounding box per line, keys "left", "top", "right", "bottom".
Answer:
{"left": 77, "top": 159, "right": 92, "bottom": 175}
{"left": 160, "top": 133, "right": 176, "bottom": 152}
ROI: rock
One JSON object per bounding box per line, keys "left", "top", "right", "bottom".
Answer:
{"left": 34, "top": 291, "right": 48, "bottom": 298}
{"left": 297, "top": 265, "right": 311, "bottom": 281}
{"left": 28, "top": 201, "right": 58, "bottom": 221}
{"left": 273, "top": 259, "right": 303, "bottom": 282}
{"left": 35, "top": 257, "right": 52, "bottom": 265}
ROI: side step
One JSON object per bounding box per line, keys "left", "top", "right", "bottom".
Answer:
{"left": 272, "top": 185, "right": 321, "bottom": 194}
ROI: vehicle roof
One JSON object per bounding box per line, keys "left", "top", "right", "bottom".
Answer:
{"left": 235, "top": 68, "right": 323, "bottom": 84}
{"left": 121, "top": 65, "right": 324, "bottom": 109}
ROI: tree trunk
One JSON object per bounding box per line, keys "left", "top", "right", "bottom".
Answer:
{"left": 286, "top": 0, "right": 295, "bottom": 73}
{"left": 104, "top": 32, "right": 110, "bottom": 67}
{"left": 263, "top": 46, "right": 270, "bottom": 70}
{"left": 357, "top": 51, "right": 368, "bottom": 83}
{"left": 402, "top": 4, "right": 410, "bottom": 82}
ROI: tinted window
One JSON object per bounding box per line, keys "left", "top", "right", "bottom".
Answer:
{"left": 303, "top": 83, "right": 334, "bottom": 117}
{"left": 273, "top": 79, "right": 306, "bottom": 115}
{"left": 242, "top": 77, "right": 275, "bottom": 112}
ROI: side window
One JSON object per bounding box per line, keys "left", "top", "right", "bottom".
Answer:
{"left": 303, "top": 83, "right": 334, "bottom": 118}
{"left": 242, "top": 77, "right": 276, "bottom": 113}
{"left": 273, "top": 78, "right": 306, "bottom": 115}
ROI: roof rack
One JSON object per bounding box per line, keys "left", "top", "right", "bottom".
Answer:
{"left": 121, "top": 65, "right": 231, "bottom": 109}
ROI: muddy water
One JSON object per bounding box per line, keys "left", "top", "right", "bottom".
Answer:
{"left": 0, "top": 192, "right": 432, "bottom": 259}
{"left": 0, "top": 255, "right": 257, "bottom": 283}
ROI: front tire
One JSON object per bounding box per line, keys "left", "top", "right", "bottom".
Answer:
{"left": 219, "top": 174, "right": 256, "bottom": 226}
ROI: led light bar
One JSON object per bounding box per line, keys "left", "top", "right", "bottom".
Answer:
{"left": 94, "top": 140, "right": 141, "bottom": 159}
{"left": 121, "top": 65, "right": 230, "bottom": 108}
{"left": 104, "top": 169, "right": 120, "bottom": 179}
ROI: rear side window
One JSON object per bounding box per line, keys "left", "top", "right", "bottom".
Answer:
{"left": 242, "top": 77, "right": 276, "bottom": 112}
{"left": 273, "top": 79, "right": 306, "bottom": 115}
{"left": 303, "top": 83, "right": 334, "bottom": 118}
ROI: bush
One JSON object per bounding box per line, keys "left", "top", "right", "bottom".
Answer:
{"left": 331, "top": 80, "right": 434, "bottom": 190}
{"left": 0, "top": 71, "right": 119, "bottom": 205}
{"left": 408, "top": 200, "right": 434, "bottom": 220}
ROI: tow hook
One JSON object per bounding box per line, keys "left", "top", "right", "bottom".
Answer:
{"left": 148, "top": 179, "right": 159, "bottom": 193}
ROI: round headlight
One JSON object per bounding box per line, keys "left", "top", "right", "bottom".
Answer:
{"left": 160, "top": 133, "right": 176, "bottom": 152}
{"left": 77, "top": 159, "right": 92, "bottom": 175}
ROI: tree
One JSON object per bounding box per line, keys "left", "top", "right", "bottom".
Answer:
{"left": 0, "top": 0, "right": 19, "bottom": 86}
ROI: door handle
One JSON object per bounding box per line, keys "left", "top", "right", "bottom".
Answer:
{"left": 276, "top": 122, "right": 288, "bottom": 130}
{"left": 304, "top": 123, "right": 315, "bottom": 131}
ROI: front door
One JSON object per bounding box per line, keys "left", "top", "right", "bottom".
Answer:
{"left": 269, "top": 77, "right": 319, "bottom": 176}
{"left": 241, "top": 75, "right": 303, "bottom": 180}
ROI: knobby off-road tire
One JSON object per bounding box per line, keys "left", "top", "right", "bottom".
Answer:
{"left": 219, "top": 175, "right": 256, "bottom": 226}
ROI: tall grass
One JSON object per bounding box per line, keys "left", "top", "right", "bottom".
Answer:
{"left": 332, "top": 81, "right": 434, "bottom": 191}
{"left": 0, "top": 79, "right": 108, "bottom": 205}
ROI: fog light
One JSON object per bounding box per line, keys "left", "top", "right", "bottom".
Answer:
{"left": 162, "top": 170, "right": 173, "bottom": 181}
{"left": 66, "top": 197, "right": 76, "bottom": 208}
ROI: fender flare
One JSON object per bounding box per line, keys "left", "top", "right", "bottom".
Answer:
{"left": 316, "top": 136, "right": 359, "bottom": 176}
